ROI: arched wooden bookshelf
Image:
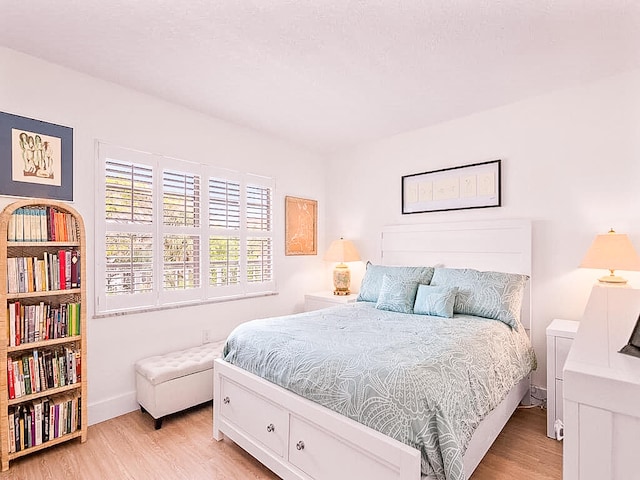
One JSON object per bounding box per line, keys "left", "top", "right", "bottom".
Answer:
{"left": 0, "top": 199, "right": 87, "bottom": 470}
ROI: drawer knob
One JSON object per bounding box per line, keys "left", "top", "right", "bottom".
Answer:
{"left": 223, "top": 396, "right": 230, "bottom": 404}
{"left": 266, "top": 423, "right": 275, "bottom": 433}
{"left": 296, "top": 440, "right": 305, "bottom": 451}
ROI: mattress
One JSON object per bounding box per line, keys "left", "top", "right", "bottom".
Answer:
{"left": 223, "top": 302, "right": 536, "bottom": 480}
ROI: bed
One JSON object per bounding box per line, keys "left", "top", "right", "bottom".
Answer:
{"left": 213, "top": 219, "right": 535, "bottom": 480}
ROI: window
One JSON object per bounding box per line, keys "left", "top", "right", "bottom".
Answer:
{"left": 96, "top": 143, "right": 275, "bottom": 314}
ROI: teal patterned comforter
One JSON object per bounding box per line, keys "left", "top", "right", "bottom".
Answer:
{"left": 223, "top": 303, "right": 536, "bottom": 480}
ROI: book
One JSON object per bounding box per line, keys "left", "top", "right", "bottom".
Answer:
{"left": 18, "top": 407, "right": 24, "bottom": 451}
{"left": 8, "top": 409, "right": 15, "bottom": 453}
{"left": 27, "top": 405, "right": 33, "bottom": 448}
{"left": 22, "top": 356, "right": 32, "bottom": 395}
{"left": 42, "top": 398, "right": 50, "bottom": 442}
{"left": 44, "top": 351, "right": 54, "bottom": 388}
{"left": 58, "top": 249, "right": 67, "bottom": 290}
{"left": 65, "top": 251, "right": 72, "bottom": 291}
{"left": 8, "top": 302, "right": 16, "bottom": 347}
{"left": 7, "top": 358, "right": 15, "bottom": 399}
{"left": 32, "top": 350, "right": 40, "bottom": 393}
{"left": 28, "top": 356, "right": 37, "bottom": 394}
{"left": 38, "top": 356, "right": 47, "bottom": 395}
{"left": 70, "top": 249, "right": 79, "bottom": 288}
{"left": 33, "top": 400, "right": 43, "bottom": 446}
{"left": 24, "top": 208, "right": 31, "bottom": 242}
{"left": 39, "top": 207, "right": 47, "bottom": 242}
{"left": 16, "top": 208, "right": 24, "bottom": 242}
{"left": 13, "top": 361, "right": 22, "bottom": 398}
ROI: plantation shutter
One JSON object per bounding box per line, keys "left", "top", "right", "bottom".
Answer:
{"left": 208, "top": 178, "right": 241, "bottom": 288}
{"left": 97, "top": 142, "right": 277, "bottom": 315}
{"left": 104, "top": 158, "right": 154, "bottom": 297}
{"left": 246, "top": 183, "right": 273, "bottom": 284}
{"left": 162, "top": 170, "right": 201, "bottom": 292}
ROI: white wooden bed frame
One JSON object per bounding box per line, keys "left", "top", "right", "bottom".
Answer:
{"left": 214, "top": 219, "right": 532, "bottom": 480}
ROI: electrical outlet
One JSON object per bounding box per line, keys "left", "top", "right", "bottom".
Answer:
{"left": 531, "top": 385, "right": 547, "bottom": 401}
{"left": 202, "top": 329, "right": 212, "bottom": 344}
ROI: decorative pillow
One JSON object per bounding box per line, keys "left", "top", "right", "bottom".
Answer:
{"left": 413, "top": 285, "right": 458, "bottom": 318}
{"left": 429, "top": 268, "right": 529, "bottom": 328}
{"left": 375, "top": 275, "right": 420, "bottom": 314}
{"left": 357, "top": 262, "right": 434, "bottom": 303}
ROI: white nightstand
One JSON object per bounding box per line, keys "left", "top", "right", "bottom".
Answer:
{"left": 304, "top": 291, "right": 358, "bottom": 312}
{"left": 546, "top": 318, "right": 580, "bottom": 439}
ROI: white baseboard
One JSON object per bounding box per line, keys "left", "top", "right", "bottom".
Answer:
{"left": 88, "top": 390, "right": 138, "bottom": 425}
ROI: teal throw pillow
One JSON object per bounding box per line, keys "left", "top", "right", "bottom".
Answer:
{"left": 430, "top": 268, "right": 529, "bottom": 328}
{"left": 357, "top": 262, "right": 434, "bottom": 303}
{"left": 375, "top": 275, "right": 420, "bottom": 314}
{"left": 413, "top": 285, "right": 458, "bottom": 318}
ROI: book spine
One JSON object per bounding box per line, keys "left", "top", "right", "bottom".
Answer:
{"left": 22, "top": 357, "right": 31, "bottom": 395}
{"left": 58, "top": 250, "right": 66, "bottom": 290}
{"left": 43, "top": 398, "right": 50, "bottom": 442}
{"left": 8, "top": 302, "right": 16, "bottom": 347}
{"left": 70, "top": 249, "right": 79, "bottom": 288}
{"left": 65, "top": 251, "right": 71, "bottom": 291}
{"left": 13, "top": 362, "right": 22, "bottom": 398}
{"left": 34, "top": 401, "right": 42, "bottom": 446}
{"left": 7, "top": 358, "right": 15, "bottom": 400}
{"left": 8, "top": 409, "right": 15, "bottom": 453}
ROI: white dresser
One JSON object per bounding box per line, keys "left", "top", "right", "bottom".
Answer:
{"left": 546, "top": 318, "right": 579, "bottom": 439}
{"left": 563, "top": 285, "right": 640, "bottom": 480}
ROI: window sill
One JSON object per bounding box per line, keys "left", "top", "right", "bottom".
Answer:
{"left": 93, "top": 291, "right": 279, "bottom": 319}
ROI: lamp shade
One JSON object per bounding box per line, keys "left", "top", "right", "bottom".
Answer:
{"left": 323, "top": 238, "right": 360, "bottom": 263}
{"left": 580, "top": 229, "right": 640, "bottom": 283}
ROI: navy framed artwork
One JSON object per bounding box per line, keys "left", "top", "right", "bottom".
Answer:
{"left": 0, "top": 111, "right": 73, "bottom": 201}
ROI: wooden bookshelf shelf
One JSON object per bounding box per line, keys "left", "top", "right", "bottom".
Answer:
{"left": 7, "top": 241, "right": 81, "bottom": 248}
{"left": 8, "top": 335, "right": 82, "bottom": 354}
{"left": 7, "top": 288, "right": 82, "bottom": 300}
{"left": 0, "top": 199, "right": 87, "bottom": 471}
{"left": 8, "top": 383, "right": 81, "bottom": 407}
{"left": 8, "top": 430, "right": 82, "bottom": 461}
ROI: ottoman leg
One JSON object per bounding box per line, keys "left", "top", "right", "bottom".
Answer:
{"left": 140, "top": 405, "right": 147, "bottom": 414}
{"left": 155, "top": 417, "right": 163, "bottom": 430}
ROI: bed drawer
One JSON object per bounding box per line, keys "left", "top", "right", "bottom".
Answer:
{"left": 220, "top": 378, "right": 288, "bottom": 457}
{"left": 289, "top": 415, "right": 401, "bottom": 480}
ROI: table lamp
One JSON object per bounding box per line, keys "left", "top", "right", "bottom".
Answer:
{"left": 579, "top": 229, "right": 640, "bottom": 284}
{"left": 323, "top": 238, "right": 360, "bottom": 295}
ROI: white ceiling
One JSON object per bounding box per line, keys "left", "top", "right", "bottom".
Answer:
{"left": 1, "top": 1, "right": 639, "bottom": 153}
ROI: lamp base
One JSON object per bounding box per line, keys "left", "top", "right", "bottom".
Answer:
{"left": 333, "top": 263, "right": 351, "bottom": 296}
{"left": 598, "top": 274, "right": 628, "bottom": 284}
{"left": 333, "top": 289, "right": 351, "bottom": 296}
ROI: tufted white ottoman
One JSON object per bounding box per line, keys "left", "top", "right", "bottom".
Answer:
{"left": 135, "top": 341, "right": 225, "bottom": 429}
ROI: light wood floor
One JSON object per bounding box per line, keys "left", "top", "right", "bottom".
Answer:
{"left": 0, "top": 404, "right": 561, "bottom": 480}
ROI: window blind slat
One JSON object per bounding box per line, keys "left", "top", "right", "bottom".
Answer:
{"left": 163, "top": 170, "right": 201, "bottom": 227}
{"left": 106, "top": 159, "right": 153, "bottom": 224}
{"left": 105, "top": 233, "right": 154, "bottom": 295}
{"left": 163, "top": 234, "right": 201, "bottom": 290}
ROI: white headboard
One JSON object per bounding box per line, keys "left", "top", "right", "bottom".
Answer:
{"left": 381, "top": 219, "right": 532, "bottom": 331}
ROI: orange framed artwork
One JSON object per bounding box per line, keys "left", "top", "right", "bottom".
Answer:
{"left": 285, "top": 196, "right": 317, "bottom": 256}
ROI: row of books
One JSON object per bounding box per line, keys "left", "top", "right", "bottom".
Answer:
{"left": 7, "top": 346, "right": 81, "bottom": 400}
{"left": 8, "top": 394, "right": 81, "bottom": 453}
{"left": 6, "top": 249, "right": 80, "bottom": 294}
{"left": 7, "top": 206, "right": 78, "bottom": 243}
{"left": 7, "top": 301, "right": 81, "bottom": 347}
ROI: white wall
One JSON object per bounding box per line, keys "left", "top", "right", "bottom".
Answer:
{"left": 326, "top": 68, "right": 640, "bottom": 389}
{"left": 0, "top": 47, "right": 328, "bottom": 423}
